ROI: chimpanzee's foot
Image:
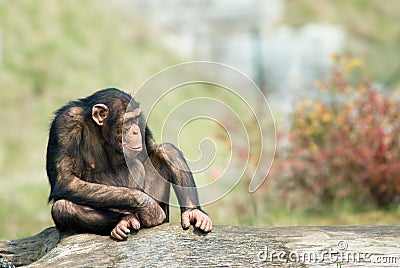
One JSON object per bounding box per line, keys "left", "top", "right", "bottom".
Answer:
{"left": 111, "top": 214, "right": 141, "bottom": 241}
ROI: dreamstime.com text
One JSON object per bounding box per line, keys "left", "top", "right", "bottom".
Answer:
{"left": 256, "top": 240, "right": 399, "bottom": 265}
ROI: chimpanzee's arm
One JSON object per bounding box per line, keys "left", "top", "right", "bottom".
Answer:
{"left": 46, "top": 108, "right": 156, "bottom": 212}
{"left": 49, "top": 157, "right": 153, "bottom": 210}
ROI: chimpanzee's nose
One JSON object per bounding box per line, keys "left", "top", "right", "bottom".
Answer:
{"left": 132, "top": 124, "right": 140, "bottom": 135}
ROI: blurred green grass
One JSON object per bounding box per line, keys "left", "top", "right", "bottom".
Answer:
{"left": 0, "top": 0, "right": 182, "bottom": 239}
{"left": 0, "top": 173, "right": 52, "bottom": 238}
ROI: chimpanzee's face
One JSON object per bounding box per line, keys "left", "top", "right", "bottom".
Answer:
{"left": 122, "top": 107, "right": 143, "bottom": 154}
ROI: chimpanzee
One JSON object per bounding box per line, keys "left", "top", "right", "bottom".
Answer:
{"left": 46, "top": 88, "right": 212, "bottom": 240}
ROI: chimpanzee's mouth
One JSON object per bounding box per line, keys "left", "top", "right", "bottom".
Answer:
{"left": 122, "top": 144, "right": 142, "bottom": 152}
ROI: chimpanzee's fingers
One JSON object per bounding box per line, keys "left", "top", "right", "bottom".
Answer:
{"left": 195, "top": 215, "right": 203, "bottom": 228}
{"left": 127, "top": 214, "right": 141, "bottom": 231}
{"left": 111, "top": 229, "right": 119, "bottom": 240}
{"left": 181, "top": 210, "right": 192, "bottom": 229}
{"left": 205, "top": 218, "right": 213, "bottom": 232}
{"left": 202, "top": 218, "right": 212, "bottom": 232}
{"left": 116, "top": 226, "right": 129, "bottom": 239}
{"left": 111, "top": 228, "right": 126, "bottom": 241}
{"left": 120, "top": 225, "right": 131, "bottom": 234}
{"left": 199, "top": 217, "right": 209, "bottom": 231}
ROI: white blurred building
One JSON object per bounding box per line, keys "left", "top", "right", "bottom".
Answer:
{"left": 129, "top": 0, "right": 345, "bottom": 113}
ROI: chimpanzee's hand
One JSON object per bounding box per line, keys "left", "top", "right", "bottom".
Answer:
{"left": 181, "top": 209, "right": 212, "bottom": 232}
{"left": 136, "top": 196, "right": 166, "bottom": 228}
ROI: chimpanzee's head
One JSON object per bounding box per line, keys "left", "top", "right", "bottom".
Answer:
{"left": 90, "top": 88, "right": 145, "bottom": 154}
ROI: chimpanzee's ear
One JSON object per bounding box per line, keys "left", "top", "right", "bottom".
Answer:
{"left": 92, "top": 104, "right": 109, "bottom": 126}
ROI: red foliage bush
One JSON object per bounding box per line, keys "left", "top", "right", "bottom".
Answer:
{"left": 275, "top": 56, "right": 400, "bottom": 209}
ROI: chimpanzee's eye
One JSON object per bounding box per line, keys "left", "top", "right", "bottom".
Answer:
{"left": 123, "top": 120, "right": 131, "bottom": 130}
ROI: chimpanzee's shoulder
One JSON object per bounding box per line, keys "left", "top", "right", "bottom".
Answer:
{"left": 49, "top": 100, "right": 86, "bottom": 141}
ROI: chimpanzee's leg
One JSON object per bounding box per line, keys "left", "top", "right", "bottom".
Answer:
{"left": 51, "top": 199, "right": 124, "bottom": 235}
{"left": 142, "top": 153, "right": 171, "bottom": 221}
